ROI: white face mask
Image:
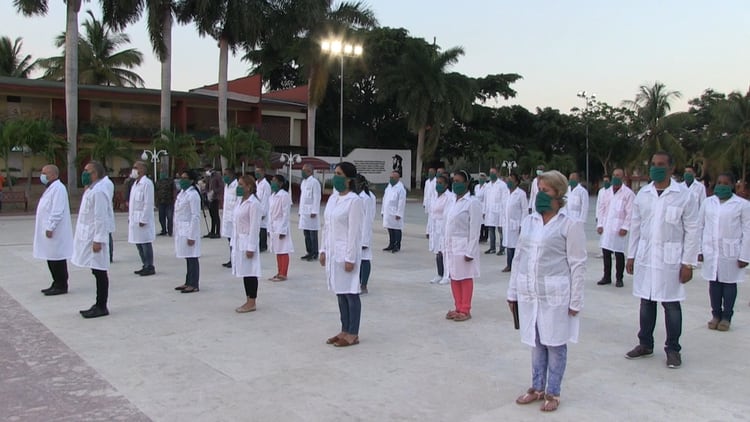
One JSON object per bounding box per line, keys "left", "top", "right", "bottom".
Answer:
{"left": 205, "top": 170, "right": 212, "bottom": 177}
{"left": 536, "top": 170, "right": 543, "bottom": 176}
{"left": 130, "top": 169, "right": 139, "bottom": 179}
{"left": 40, "top": 174, "right": 49, "bottom": 185}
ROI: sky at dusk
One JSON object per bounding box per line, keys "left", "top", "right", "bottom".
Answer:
{"left": 2, "top": 0, "right": 748, "bottom": 113}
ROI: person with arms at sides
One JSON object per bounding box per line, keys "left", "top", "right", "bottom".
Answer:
{"left": 502, "top": 173, "right": 528, "bottom": 273}
{"left": 128, "top": 161, "right": 156, "bottom": 276}
{"left": 382, "top": 170, "right": 406, "bottom": 253}
{"left": 594, "top": 176, "right": 611, "bottom": 258}
{"left": 173, "top": 170, "right": 202, "bottom": 293}
{"left": 508, "top": 170, "right": 586, "bottom": 412}
{"left": 444, "top": 170, "right": 482, "bottom": 322}
{"left": 682, "top": 165, "right": 707, "bottom": 209}
{"left": 156, "top": 172, "right": 174, "bottom": 236}
{"left": 475, "top": 172, "right": 489, "bottom": 243}
{"left": 357, "top": 174, "right": 377, "bottom": 294}
{"left": 299, "top": 164, "right": 321, "bottom": 261}
{"left": 255, "top": 167, "right": 272, "bottom": 252}
{"left": 72, "top": 161, "right": 115, "bottom": 318}
{"left": 483, "top": 168, "right": 506, "bottom": 255}
{"left": 232, "top": 175, "right": 262, "bottom": 313}
{"left": 625, "top": 151, "right": 700, "bottom": 369}
{"left": 565, "top": 172, "right": 589, "bottom": 224}
{"left": 698, "top": 172, "right": 750, "bottom": 332}
{"left": 220, "top": 168, "right": 239, "bottom": 268}
{"left": 34, "top": 164, "right": 73, "bottom": 296}
{"left": 596, "top": 169, "right": 635, "bottom": 287}
{"left": 268, "top": 174, "right": 294, "bottom": 281}
{"left": 321, "top": 162, "right": 364, "bottom": 347}
{"left": 101, "top": 170, "right": 115, "bottom": 263}
{"left": 528, "top": 164, "right": 545, "bottom": 214}
{"left": 428, "top": 174, "right": 455, "bottom": 284}
{"left": 203, "top": 164, "right": 222, "bottom": 238}
{"left": 423, "top": 167, "right": 437, "bottom": 238}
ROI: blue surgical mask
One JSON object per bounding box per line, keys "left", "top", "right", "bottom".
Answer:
{"left": 40, "top": 174, "right": 49, "bottom": 185}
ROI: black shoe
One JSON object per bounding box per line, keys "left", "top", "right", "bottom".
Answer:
{"left": 44, "top": 287, "right": 68, "bottom": 296}
{"left": 168, "top": 233, "right": 173, "bottom": 237}
{"left": 41, "top": 286, "right": 55, "bottom": 294}
{"left": 666, "top": 351, "right": 682, "bottom": 369}
{"left": 383, "top": 246, "right": 393, "bottom": 251}
{"left": 484, "top": 249, "right": 496, "bottom": 254}
{"left": 80, "top": 306, "right": 109, "bottom": 319}
{"left": 615, "top": 279, "right": 624, "bottom": 288}
{"left": 134, "top": 268, "right": 145, "bottom": 275}
{"left": 259, "top": 247, "right": 268, "bottom": 253}
{"left": 497, "top": 248, "right": 505, "bottom": 256}
{"left": 597, "top": 278, "right": 612, "bottom": 285}
{"left": 300, "top": 254, "right": 312, "bottom": 261}
{"left": 158, "top": 232, "right": 167, "bottom": 236}
{"left": 181, "top": 286, "right": 199, "bottom": 293}
{"left": 222, "top": 261, "right": 232, "bottom": 268}
{"left": 202, "top": 234, "right": 213, "bottom": 238}
{"left": 210, "top": 233, "right": 221, "bottom": 239}
{"left": 139, "top": 268, "right": 156, "bottom": 276}
{"left": 625, "top": 345, "right": 653, "bottom": 359}
{"left": 391, "top": 248, "right": 400, "bottom": 253}
{"left": 311, "top": 254, "right": 319, "bottom": 260}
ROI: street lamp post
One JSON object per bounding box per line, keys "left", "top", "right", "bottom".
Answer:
{"left": 321, "top": 39, "right": 363, "bottom": 162}
{"left": 141, "top": 148, "right": 168, "bottom": 180}
{"left": 501, "top": 160, "right": 517, "bottom": 177}
{"left": 576, "top": 91, "right": 597, "bottom": 185}
{"left": 279, "top": 152, "right": 302, "bottom": 186}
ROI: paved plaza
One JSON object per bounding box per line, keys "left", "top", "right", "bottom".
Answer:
{"left": 1, "top": 198, "right": 749, "bottom": 421}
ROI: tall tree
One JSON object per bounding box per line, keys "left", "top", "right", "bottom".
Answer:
{"left": 204, "top": 127, "right": 270, "bottom": 170}
{"left": 0, "top": 36, "right": 38, "bottom": 77}
{"left": 715, "top": 89, "right": 750, "bottom": 183}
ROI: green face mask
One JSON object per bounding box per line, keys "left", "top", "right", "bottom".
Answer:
{"left": 649, "top": 166, "right": 667, "bottom": 182}
{"left": 478, "top": 179, "right": 486, "bottom": 185}
{"left": 568, "top": 180, "right": 578, "bottom": 188}
{"left": 81, "top": 171, "right": 91, "bottom": 186}
{"left": 489, "top": 173, "right": 498, "bottom": 182}
{"left": 159, "top": 173, "right": 168, "bottom": 180}
{"left": 389, "top": 177, "right": 397, "bottom": 186}
{"left": 535, "top": 191, "right": 553, "bottom": 214}
{"left": 179, "top": 179, "right": 192, "bottom": 190}
{"left": 507, "top": 181, "right": 515, "bottom": 190}
{"left": 301, "top": 170, "right": 309, "bottom": 179}
{"left": 255, "top": 172, "right": 262, "bottom": 180}
{"left": 683, "top": 173, "right": 695, "bottom": 185}
{"left": 428, "top": 171, "right": 436, "bottom": 180}
{"left": 236, "top": 186, "right": 245, "bottom": 197}
{"left": 603, "top": 181, "right": 611, "bottom": 189}
{"left": 332, "top": 175, "right": 348, "bottom": 192}
{"left": 271, "top": 181, "right": 280, "bottom": 193}
{"left": 452, "top": 181, "right": 467, "bottom": 196}
{"left": 435, "top": 183, "right": 446, "bottom": 194}
{"left": 612, "top": 176, "right": 623, "bottom": 187}
{"left": 223, "top": 175, "right": 231, "bottom": 184}
{"left": 715, "top": 184, "right": 732, "bottom": 200}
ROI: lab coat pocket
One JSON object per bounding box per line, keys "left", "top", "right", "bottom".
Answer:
{"left": 543, "top": 276, "right": 570, "bottom": 307}
{"left": 663, "top": 242, "right": 681, "bottom": 265}
{"left": 636, "top": 240, "right": 648, "bottom": 261}
{"left": 665, "top": 206, "right": 681, "bottom": 225}
{"left": 136, "top": 190, "right": 144, "bottom": 202}
{"left": 721, "top": 239, "right": 741, "bottom": 258}
{"left": 131, "top": 211, "right": 142, "bottom": 225}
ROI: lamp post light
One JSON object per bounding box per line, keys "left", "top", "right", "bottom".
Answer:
{"left": 501, "top": 160, "right": 517, "bottom": 177}
{"left": 321, "top": 39, "right": 363, "bottom": 161}
{"left": 279, "top": 152, "right": 303, "bottom": 186}
{"left": 141, "top": 148, "right": 168, "bottom": 180}
{"left": 576, "top": 91, "right": 597, "bottom": 185}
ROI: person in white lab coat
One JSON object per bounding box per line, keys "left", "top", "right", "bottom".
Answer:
{"left": 681, "top": 165, "right": 707, "bottom": 209}
{"left": 484, "top": 168, "right": 507, "bottom": 255}
{"left": 428, "top": 174, "right": 455, "bottom": 284}
{"left": 128, "top": 161, "right": 156, "bottom": 276}
{"left": 232, "top": 175, "right": 262, "bottom": 313}
{"left": 698, "top": 173, "right": 750, "bottom": 331}
{"left": 101, "top": 174, "right": 115, "bottom": 263}
{"left": 528, "top": 164, "right": 545, "bottom": 214}
{"left": 268, "top": 174, "right": 294, "bottom": 281}
{"left": 298, "top": 164, "right": 321, "bottom": 261}
{"left": 502, "top": 173, "right": 528, "bottom": 272}
{"left": 173, "top": 170, "right": 202, "bottom": 293}
{"left": 357, "top": 174, "right": 377, "bottom": 294}
{"left": 507, "top": 170, "right": 586, "bottom": 412}
{"left": 423, "top": 167, "right": 437, "bottom": 237}
{"left": 255, "top": 167, "right": 272, "bottom": 252}
{"left": 34, "top": 164, "right": 73, "bottom": 296}
{"left": 596, "top": 169, "right": 635, "bottom": 287}
{"left": 220, "top": 168, "right": 239, "bottom": 268}
{"left": 475, "top": 173, "right": 489, "bottom": 243}
{"left": 565, "top": 172, "right": 589, "bottom": 224}
{"left": 382, "top": 170, "right": 406, "bottom": 253}
{"left": 594, "top": 176, "right": 611, "bottom": 260}
{"left": 625, "top": 151, "right": 700, "bottom": 369}
{"left": 443, "top": 170, "right": 482, "bottom": 322}
{"left": 320, "top": 162, "right": 364, "bottom": 347}
{"left": 71, "top": 161, "right": 114, "bottom": 318}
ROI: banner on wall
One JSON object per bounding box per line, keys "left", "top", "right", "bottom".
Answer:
{"left": 318, "top": 149, "right": 412, "bottom": 189}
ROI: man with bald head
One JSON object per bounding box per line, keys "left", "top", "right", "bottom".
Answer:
{"left": 129, "top": 161, "right": 156, "bottom": 276}
{"left": 34, "top": 164, "right": 74, "bottom": 296}
{"left": 596, "top": 169, "right": 635, "bottom": 287}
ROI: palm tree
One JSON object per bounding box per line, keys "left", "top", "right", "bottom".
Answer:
{"left": 204, "top": 127, "right": 271, "bottom": 170}
{"left": 78, "top": 126, "right": 134, "bottom": 174}
{"left": 715, "top": 90, "right": 750, "bottom": 183}
{"left": 14, "top": 0, "right": 85, "bottom": 192}
{"left": 0, "top": 36, "right": 38, "bottom": 77}
{"left": 0, "top": 120, "right": 24, "bottom": 189}
{"left": 39, "top": 10, "right": 145, "bottom": 87}
{"left": 153, "top": 129, "right": 200, "bottom": 176}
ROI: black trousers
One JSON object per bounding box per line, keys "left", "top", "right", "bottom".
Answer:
{"left": 259, "top": 227, "right": 268, "bottom": 251}
{"left": 47, "top": 259, "right": 69, "bottom": 290}
{"left": 185, "top": 258, "right": 200, "bottom": 288}
{"left": 303, "top": 229, "right": 319, "bottom": 256}
{"left": 436, "top": 252, "right": 444, "bottom": 277}
{"left": 92, "top": 269, "right": 109, "bottom": 308}
{"left": 387, "top": 229, "right": 402, "bottom": 249}
{"left": 602, "top": 248, "right": 625, "bottom": 281}
{"left": 243, "top": 276, "right": 258, "bottom": 298}
{"left": 158, "top": 203, "right": 173, "bottom": 235}
{"left": 208, "top": 200, "right": 220, "bottom": 235}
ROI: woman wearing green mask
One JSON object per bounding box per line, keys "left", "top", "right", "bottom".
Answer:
{"left": 231, "top": 175, "right": 262, "bottom": 313}
{"left": 507, "top": 170, "right": 586, "bottom": 412}
{"left": 268, "top": 175, "right": 294, "bottom": 281}
{"left": 502, "top": 173, "right": 528, "bottom": 272}
{"left": 173, "top": 170, "right": 202, "bottom": 293}
{"left": 697, "top": 172, "right": 750, "bottom": 332}
{"left": 428, "top": 174, "right": 455, "bottom": 284}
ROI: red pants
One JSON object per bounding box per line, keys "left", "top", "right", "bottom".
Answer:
{"left": 450, "top": 278, "right": 474, "bottom": 314}
{"left": 276, "top": 254, "right": 289, "bottom": 277}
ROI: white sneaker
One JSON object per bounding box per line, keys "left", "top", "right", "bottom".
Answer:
{"left": 429, "top": 276, "right": 442, "bottom": 284}
{"left": 438, "top": 277, "right": 450, "bottom": 285}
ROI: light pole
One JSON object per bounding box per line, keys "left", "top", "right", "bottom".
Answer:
{"left": 576, "top": 91, "right": 597, "bottom": 185}
{"left": 141, "top": 148, "right": 168, "bottom": 180}
{"left": 279, "top": 152, "right": 303, "bottom": 186}
{"left": 501, "top": 160, "right": 517, "bottom": 177}
{"left": 321, "top": 39, "right": 363, "bottom": 161}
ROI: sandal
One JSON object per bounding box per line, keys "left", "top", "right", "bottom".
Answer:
{"left": 540, "top": 394, "right": 560, "bottom": 412}
{"left": 326, "top": 335, "right": 341, "bottom": 345}
{"left": 271, "top": 275, "right": 287, "bottom": 282}
{"left": 235, "top": 304, "right": 256, "bottom": 313}
{"left": 446, "top": 310, "right": 458, "bottom": 320}
{"left": 181, "top": 286, "right": 199, "bottom": 293}
{"left": 453, "top": 312, "right": 472, "bottom": 322}
{"left": 516, "top": 388, "right": 545, "bottom": 405}
{"left": 333, "top": 335, "right": 360, "bottom": 347}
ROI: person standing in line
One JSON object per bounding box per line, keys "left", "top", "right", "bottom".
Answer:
{"left": 232, "top": 174, "right": 262, "bottom": 313}
{"left": 128, "top": 161, "right": 156, "bottom": 276}
{"left": 594, "top": 176, "right": 611, "bottom": 259}
{"left": 382, "top": 170, "right": 406, "bottom": 253}
{"left": 255, "top": 167, "right": 272, "bottom": 252}
{"left": 476, "top": 172, "right": 489, "bottom": 243}
{"left": 698, "top": 173, "right": 750, "bottom": 331}
{"left": 508, "top": 170, "right": 586, "bottom": 412}
{"left": 682, "top": 165, "right": 707, "bottom": 209}
{"left": 71, "top": 161, "right": 114, "bottom": 318}
{"left": 203, "top": 164, "right": 222, "bottom": 238}
{"left": 268, "top": 174, "right": 294, "bottom": 281}
{"left": 625, "top": 151, "right": 700, "bottom": 369}
{"left": 321, "top": 162, "right": 364, "bottom": 347}
{"left": 528, "top": 164, "right": 545, "bottom": 214}
{"left": 483, "top": 168, "right": 504, "bottom": 255}
{"left": 428, "top": 174, "right": 455, "bottom": 284}
{"left": 101, "top": 172, "right": 115, "bottom": 263}
{"left": 357, "top": 174, "right": 376, "bottom": 294}
{"left": 565, "top": 172, "right": 589, "bottom": 224}
{"left": 502, "top": 173, "right": 528, "bottom": 273}
{"left": 444, "top": 170, "right": 482, "bottom": 322}
{"left": 173, "top": 170, "right": 202, "bottom": 293}
{"left": 34, "top": 164, "right": 73, "bottom": 296}
{"left": 299, "top": 164, "right": 321, "bottom": 261}
{"left": 596, "top": 169, "right": 635, "bottom": 287}
{"left": 156, "top": 172, "right": 174, "bottom": 236}
{"left": 423, "top": 167, "right": 437, "bottom": 238}
{"left": 221, "top": 168, "right": 239, "bottom": 268}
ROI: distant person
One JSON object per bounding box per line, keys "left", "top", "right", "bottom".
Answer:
{"left": 596, "top": 169, "right": 635, "bottom": 287}
{"left": 34, "top": 164, "right": 73, "bottom": 296}
{"left": 156, "top": 172, "right": 174, "bottom": 236}
{"left": 681, "top": 165, "right": 707, "bottom": 209}
{"left": 173, "top": 170, "right": 202, "bottom": 293}
{"left": 221, "top": 168, "right": 239, "bottom": 267}
{"left": 382, "top": 170, "right": 406, "bottom": 253}
{"left": 232, "top": 174, "right": 262, "bottom": 313}
{"left": 528, "top": 164, "right": 545, "bottom": 214}
{"left": 357, "top": 174, "right": 377, "bottom": 294}
{"left": 475, "top": 172, "right": 489, "bottom": 243}
{"left": 203, "top": 164, "right": 222, "bottom": 238}
{"left": 502, "top": 173, "right": 528, "bottom": 272}
{"left": 428, "top": 174, "right": 455, "bottom": 284}
{"left": 268, "top": 174, "right": 294, "bottom": 281}
{"left": 298, "top": 164, "right": 321, "bottom": 261}
{"left": 128, "top": 161, "right": 156, "bottom": 276}
{"left": 595, "top": 176, "right": 611, "bottom": 226}
{"left": 484, "top": 167, "right": 508, "bottom": 255}
{"left": 423, "top": 167, "right": 437, "bottom": 238}
{"left": 565, "top": 172, "right": 589, "bottom": 223}
{"left": 255, "top": 167, "right": 272, "bottom": 252}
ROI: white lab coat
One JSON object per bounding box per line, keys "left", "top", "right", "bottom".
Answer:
{"left": 628, "top": 181, "right": 700, "bottom": 302}
{"left": 503, "top": 188, "right": 529, "bottom": 249}
{"left": 33, "top": 179, "right": 73, "bottom": 261}
{"left": 528, "top": 177, "right": 540, "bottom": 213}
{"left": 475, "top": 183, "right": 487, "bottom": 224}
{"left": 595, "top": 186, "right": 610, "bottom": 224}
{"left": 71, "top": 180, "right": 112, "bottom": 271}
{"left": 127, "top": 176, "right": 156, "bottom": 244}
{"left": 256, "top": 178, "right": 272, "bottom": 229}
{"left": 231, "top": 195, "right": 262, "bottom": 278}
{"left": 483, "top": 180, "right": 508, "bottom": 227}
{"left": 221, "top": 179, "right": 239, "bottom": 238}
{"left": 101, "top": 176, "right": 116, "bottom": 234}
{"left": 443, "top": 194, "right": 482, "bottom": 280}
{"left": 507, "top": 209, "right": 586, "bottom": 347}
{"left": 699, "top": 194, "right": 750, "bottom": 283}
{"left": 360, "top": 190, "right": 376, "bottom": 261}
{"left": 269, "top": 189, "right": 294, "bottom": 254}
{"left": 321, "top": 191, "right": 363, "bottom": 294}
{"left": 681, "top": 180, "right": 707, "bottom": 209}
{"left": 565, "top": 184, "right": 589, "bottom": 223}
{"left": 298, "top": 176, "right": 322, "bottom": 231}
{"left": 597, "top": 185, "right": 635, "bottom": 253}
{"left": 173, "top": 186, "right": 202, "bottom": 258}
{"left": 423, "top": 177, "right": 437, "bottom": 234}
{"left": 382, "top": 181, "right": 406, "bottom": 230}
{"left": 428, "top": 191, "right": 456, "bottom": 253}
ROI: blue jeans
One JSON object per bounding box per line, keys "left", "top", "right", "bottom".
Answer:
{"left": 488, "top": 226, "right": 497, "bottom": 250}
{"left": 638, "top": 298, "right": 682, "bottom": 353}
{"left": 136, "top": 243, "right": 154, "bottom": 270}
{"left": 337, "top": 294, "right": 361, "bottom": 335}
{"left": 709, "top": 280, "right": 737, "bottom": 321}
{"left": 360, "top": 260, "right": 371, "bottom": 287}
{"left": 531, "top": 326, "right": 567, "bottom": 396}
{"left": 303, "top": 230, "right": 319, "bottom": 256}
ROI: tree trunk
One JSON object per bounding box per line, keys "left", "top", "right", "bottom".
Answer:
{"left": 415, "top": 127, "right": 425, "bottom": 191}
{"left": 160, "top": 13, "right": 172, "bottom": 132}
{"left": 306, "top": 73, "right": 317, "bottom": 157}
{"left": 218, "top": 36, "right": 228, "bottom": 170}
{"left": 65, "top": 0, "right": 81, "bottom": 192}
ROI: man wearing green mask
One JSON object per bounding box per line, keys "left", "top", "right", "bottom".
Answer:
{"left": 299, "top": 164, "right": 321, "bottom": 261}
{"left": 566, "top": 172, "right": 589, "bottom": 223}
{"left": 382, "top": 171, "right": 406, "bottom": 252}
{"left": 423, "top": 167, "right": 438, "bottom": 238}
{"left": 596, "top": 169, "right": 635, "bottom": 288}
{"left": 681, "top": 165, "right": 707, "bottom": 209}
{"left": 220, "top": 168, "right": 239, "bottom": 267}
{"left": 483, "top": 167, "right": 508, "bottom": 255}
{"left": 595, "top": 176, "right": 611, "bottom": 229}
{"left": 625, "top": 151, "right": 700, "bottom": 369}
{"left": 528, "top": 164, "right": 545, "bottom": 214}
{"left": 255, "top": 167, "right": 271, "bottom": 252}
{"left": 156, "top": 172, "right": 175, "bottom": 236}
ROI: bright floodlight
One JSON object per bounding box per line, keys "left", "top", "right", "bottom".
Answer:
{"left": 343, "top": 44, "right": 353, "bottom": 55}
{"left": 331, "top": 41, "right": 342, "bottom": 54}
{"left": 353, "top": 45, "right": 363, "bottom": 56}
{"left": 321, "top": 40, "right": 331, "bottom": 52}
{"left": 141, "top": 151, "right": 148, "bottom": 160}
